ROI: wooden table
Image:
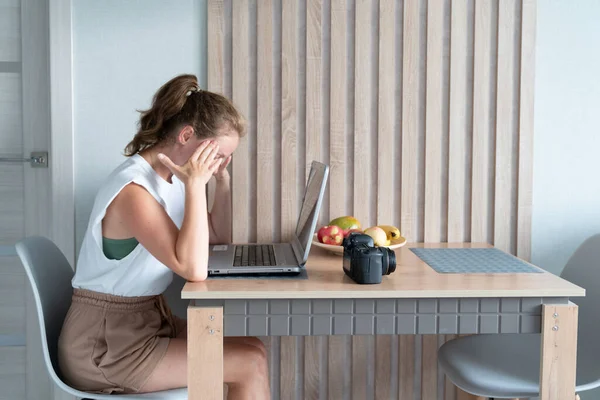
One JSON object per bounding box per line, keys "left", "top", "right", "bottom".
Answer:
{"left": 182, "top": 243, "right": 585, "bottom": 400}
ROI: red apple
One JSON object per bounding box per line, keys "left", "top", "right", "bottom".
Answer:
{"left": 317, "top": 225, "right": 344, "bottom": 245}
{"left": 343, "top": 228, "right": 363, "bottom": 238}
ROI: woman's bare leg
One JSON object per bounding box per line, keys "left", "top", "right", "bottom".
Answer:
{"left": 140, "top": 337, "right": 270, "bottom": 399}
{"left": 175, "top": 319, "right": 266, "bottom": 358}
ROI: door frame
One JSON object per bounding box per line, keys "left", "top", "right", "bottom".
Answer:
{"left": 23, "top": 0, "right": 76, "bottom": 399}
{"left": 49, "top": 0, "right": 75, "bottom": 266}
{"left": 48, "top": 2, "right": 76, "bottom": 399}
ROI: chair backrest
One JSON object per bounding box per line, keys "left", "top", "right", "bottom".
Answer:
{"left": 15, "top": 236, "right": 74, "bottom": 384}
{"left": 560, "top": 234, "right": 600, "bottom": 349}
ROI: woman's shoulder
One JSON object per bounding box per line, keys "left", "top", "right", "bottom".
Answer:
{"left": 90, "top": 157, "right": 158, "bottom": 210}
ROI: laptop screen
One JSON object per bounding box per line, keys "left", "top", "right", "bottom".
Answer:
{"left": 294, "top": 161, "right": 329, "bottom": 263}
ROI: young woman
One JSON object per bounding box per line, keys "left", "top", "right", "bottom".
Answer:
{"left": 58, "top": 74, "right": 270, "bottom": 399}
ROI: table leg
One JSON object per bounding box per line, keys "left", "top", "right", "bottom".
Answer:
{"left": 539, "top": 302, "right": 578, "bottom": 400}
{"left": 188, "top": 303, "right": 224, "bottom": 400}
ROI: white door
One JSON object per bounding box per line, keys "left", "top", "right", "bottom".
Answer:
{"left": 1, "top": 1, "right": 57, "bottom": 399}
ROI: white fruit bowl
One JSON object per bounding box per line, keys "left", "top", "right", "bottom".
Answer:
{"left": 312, "top": 233, "right": 407, "bottom": 256}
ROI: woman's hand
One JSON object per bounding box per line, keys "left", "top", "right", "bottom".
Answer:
{"left": 213, "top": 155, "right": 231, "bottom": 182}
{"left": 158, "top": 141, "right": 221, "bottom": 186}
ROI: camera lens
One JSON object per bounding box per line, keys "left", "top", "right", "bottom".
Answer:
{"left": 381, "top": 248, "right": 397, "bottom": 275}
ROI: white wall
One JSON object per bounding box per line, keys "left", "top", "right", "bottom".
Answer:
{"left": 73, "top": 0, "right": 205, "bottom": 250}
{"left": 73, "top": 0, "right": 206, "bottom": 316}
{"left": 531, "top": 0, "right": 600, "bottom": 276}
{"left": 532, "top": 2, "right": 600, "bottom": 398}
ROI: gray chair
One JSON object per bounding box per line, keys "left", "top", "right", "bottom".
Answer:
{"left": 438, "top": 234, "right": 600, "bottom": 399}
{"left": 16, "top": 236, "right": 187, "bottom": 399}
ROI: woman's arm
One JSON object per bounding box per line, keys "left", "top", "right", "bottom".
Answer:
{"left": 111, "top": 142, "right": 220, "bottom": 282}
{"left": 208, "top": 156, "right": 232, "bottom": 244}
{"left": 115, "top": 182, "right": 208, "bottom": 281}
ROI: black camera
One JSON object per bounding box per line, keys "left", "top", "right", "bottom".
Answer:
{"left": 342, "top": 233, "right": 397, "bottom": 284}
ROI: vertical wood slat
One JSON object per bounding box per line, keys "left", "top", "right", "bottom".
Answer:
{"left": 257, "top": 0, "right": 274, "bottom": 243}
{"left": 280, "top": 336, "right": 298, "bottom": 400}
{"left": 306, "top": 0, "right": 322, "bottom": 183}
{"left": 304, "top": 336, "right": 320, "bottom": 399}
{"left": 494, "top": 0, "right": 518, "bottom": 253}
{"left": 422, "top": 2, "right": 445, "bottom": 396}
{"left": 206, "top": 0, "right": 224, "bottom": 211}
{"left": 207, "top": 0, "right": 224, "bottom": 94}
{"left": 517, "top": 0, "right": 537, "bottom": 261}
{"left": 447, "top": 0, "right": 470, "bottom": 243}
{"left": 328, "top": 336, "right": 350, "bottom": 400}
{"left": 352, "top": 0, "right": 372, "bottom": 226}
{"left": 281, "top": 0, "right": 298, "bottom": 242}
{"left": 401, "top": 0, "right": 421, "bottom": 242}
{"left": 375, "top": 335, "right": 393, "bottom": 400}
{"left": 376, "top": 0, "right": 395, "bottom": 225}
{"left": 399, "top": 335, "right": 415, "bottom": 400}
{"left": 421, "top": 335, "right": 438, "bottom": 400}
{"left": 424, "top": 0, "right": 445, "bottom": 243}
{"left": 329, "top": 0, "right": 347, "bottom": 219}
{"left": 209, "top": 0, "right": 537, "bottom": 398}
{"left": 444, "top": 335, "right": 457, "bottom": 400}
{"left": 471, "top": 0, "right": 494, "bottom": 243}
{"left": 231, "top": 0, "right": 250, "bottom": 243}
{"left": 351, "top": 335, "right": 375, "bottom": 400}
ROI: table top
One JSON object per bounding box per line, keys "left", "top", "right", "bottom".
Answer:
{"left": 182, "top": 243, "right": 585, "bottom": 300}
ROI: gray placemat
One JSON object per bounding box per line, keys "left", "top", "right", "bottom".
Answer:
{"left": 208, "top": 269, "right": 308, "bottom": 280}
{"left": 410, "top": 248, "right": 542, "bottom": 273}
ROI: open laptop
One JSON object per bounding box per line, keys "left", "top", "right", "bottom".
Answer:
{"left": 207, "top": 161, "right": 329, "bottom": 276}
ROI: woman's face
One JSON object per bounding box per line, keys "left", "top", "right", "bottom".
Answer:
{"left": 176, "top": 125, "right": 240, "bottom": 166}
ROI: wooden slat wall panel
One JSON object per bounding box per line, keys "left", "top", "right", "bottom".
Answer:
{"left": 375, "top": 335, "right": 394, "bottom": 400}
{"left": 206, "top": 0, "right": 224, "bottom": 211}
{"left": 471, "top": 0, "right": 495, "bottom": 244}
{"left": 494, "top": 0, "right": 519, "bottom": 254}
{"left": 424, "top": 0, "right": 445, "bottom": 243}
{"left": 517, "top": 0, "right": 537, "bottom": 261}
{"left": 257, "top": 0, "right": 275, "bottom": 243}
{"left": 353, "top": 0, "right": 372, "bottom": 226}
{"left": 306, "top": 0, "right": 322, "bottom": 191}
{"left": 304, "top": 336, "right": 319, "bottom": 399}
{"left": 328, "top": 335, "right": 350, "bottom": 400}
{"left": 399, "top": 334, "right": 415, "bottom": 399}
{"left": 447, "top": 0, "right": 472, "bottom": 243}
{"left": 400, "top": 0, "right": 421, "bottom": 243}
{"left": 281, "top": 0, "right": 299, "bottom": 242}
{"left": 377, "top": 0, "right": 395, "bottom": 225}
{"left": 231, "top": 0, "right": 251, "bottom": 243}
{"left": 208, "top": 0, "right": 537, "bottom": 398}
{"left": 329, "top": 0, "right": 347, "bottom": 220}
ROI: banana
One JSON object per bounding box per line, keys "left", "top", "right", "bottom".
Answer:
{"left": 378, "top": 225, "right": 401, "bottom": 242}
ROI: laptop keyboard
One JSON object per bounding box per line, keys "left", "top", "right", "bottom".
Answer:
{"left": 233, "top": 245, "right": 276, "bottom": 267}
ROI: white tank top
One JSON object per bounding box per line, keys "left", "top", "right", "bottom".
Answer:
{"left": 72, "top": 154, "right": 185, "bottom": 296}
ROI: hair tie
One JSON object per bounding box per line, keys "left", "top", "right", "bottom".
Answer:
{"left": 186, "top": 86, "right": 200, "bottom": 97}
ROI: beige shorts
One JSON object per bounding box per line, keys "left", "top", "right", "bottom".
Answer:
{"left": 58, "top": 289, "right": 185, "bottom": 394}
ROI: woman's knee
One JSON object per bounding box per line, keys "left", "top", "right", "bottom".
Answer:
{"left": 234, "top": 344, "right": 268, "bottom": 385}
{"left": 225, "top": 339, "right": 269, "bottom": 386}
{"left": 246, "top": 344, "right": 268, "bottom": 370}
{"left": 246, "top": 337, "right": 268, "bottom": 357}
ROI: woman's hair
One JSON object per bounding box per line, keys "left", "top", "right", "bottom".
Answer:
{"left": 124, "top": 74, "right": 245, "bottom": 156}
